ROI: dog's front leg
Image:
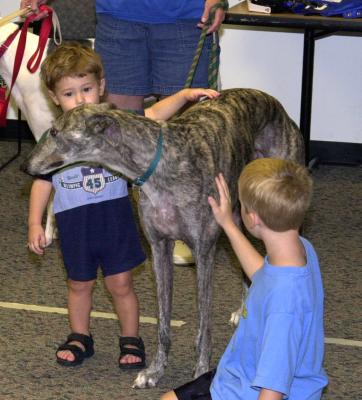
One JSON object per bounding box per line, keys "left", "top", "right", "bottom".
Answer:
{"left": 44, "top": 191, "right": 57, "bottom": 246}
{"left": 133, "top": 238, "right": 174, "bottom": 388}
{"left": 229, "top": 279, "right": 249, "bottom": 327}
{"left": 194, "top": 242, "right": 217, "bottom": 378}
{"left": 229, "top": 206, "right": 249, "bottom": 327}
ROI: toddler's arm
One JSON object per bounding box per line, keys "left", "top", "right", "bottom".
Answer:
{"left": 28, "top": 178, "right": 52, "bottom": 255}
{"left": 208, "top": 173, "right": 264, "bottom": 279}
{"left": 145, "top": 88, "right": 219, "bottom": 121}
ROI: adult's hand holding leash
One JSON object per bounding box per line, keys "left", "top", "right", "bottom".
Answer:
{"left": 198, "top": 0, "right": 229, "bottom": 34}
{"left": 20, "top": 0, "right": 49, "bottom": 21}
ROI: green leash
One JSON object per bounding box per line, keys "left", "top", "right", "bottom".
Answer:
{"left": 184, "top": 1, "right": 229, "bottom": 90}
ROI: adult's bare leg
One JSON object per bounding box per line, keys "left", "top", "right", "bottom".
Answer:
{"left": 106, "top": 93, "right": 145, "bottom": 110}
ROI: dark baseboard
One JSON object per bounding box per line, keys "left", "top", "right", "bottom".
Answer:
{"left": 1, "top": 120, "right": 361, "bottom": 165}
{"left": 310, "top": 140, "right": 361, "bottom": 166}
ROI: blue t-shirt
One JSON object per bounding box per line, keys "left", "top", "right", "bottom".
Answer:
{"left": 50, "top": 165, "right": 128, "bottom": 214}
{"left": 211, "top": 237, "right": 328, "bottom": 400}
{"left": 95, "top": 0, "right": 205, "bottom": 23}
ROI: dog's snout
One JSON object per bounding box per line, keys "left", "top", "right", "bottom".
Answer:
{"left": 20, "top": 160, "right": 38, "bottom": 177}
{"left": 49, "top": 127, "right": 58, "bottom": 137}
{"left": 48, "top": 161, "right": 64, "bottom": 169}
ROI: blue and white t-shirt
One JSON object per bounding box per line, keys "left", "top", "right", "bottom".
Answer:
{"left": 51, "top": 165, "right": 128, "bottom": 214}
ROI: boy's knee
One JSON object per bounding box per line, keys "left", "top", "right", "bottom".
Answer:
{"left": 160, "top": 391, "right": 177, "bottom": 400}
{"left": 108, "top": 280, "right": 134, "bottom": 298}
{"left": 68, "top": 279, "right": 95, "bottom": 294}
{"left": 105, "top": 272, "right": 134, "bottom": 297}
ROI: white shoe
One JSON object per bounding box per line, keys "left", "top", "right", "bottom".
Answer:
{"left": 173, "top": 241, "right": 195, "bottom": 266}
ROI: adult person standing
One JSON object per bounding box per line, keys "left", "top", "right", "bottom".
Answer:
{"left": 21, "top": 0, "right": 228, "bottom": 265}
{"left": 21, "top": 0, "right": 226, "bottom": 109}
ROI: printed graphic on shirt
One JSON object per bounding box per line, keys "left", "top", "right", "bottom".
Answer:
{"left": 60, "top": 167, "right": 108, "bottom": 194}
{"left": 83, "top": 169, "right": 105, "bottom": 194}
{"left": 52, "top": 166, "right": 128, "bottom": 214}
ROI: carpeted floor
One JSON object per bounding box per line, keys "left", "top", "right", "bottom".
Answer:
{"left": 0, "top": 141, "right": 361, "bottom": 400}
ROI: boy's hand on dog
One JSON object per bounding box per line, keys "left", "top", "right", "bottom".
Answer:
{"left": 183, "top": 88, "right": 220, "bottom": 102}
{"left": 208, "top": 173, "right": 235, "bottom": 230}
{"left": 28, "top": 224, "right": 47, "bottom": 255}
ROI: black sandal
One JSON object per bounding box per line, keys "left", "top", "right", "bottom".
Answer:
{"left": 119, "top": 336, "right": 146, "bottom": 370}
{"left": 56, "top": 333, "right": 94, "bottom": 367}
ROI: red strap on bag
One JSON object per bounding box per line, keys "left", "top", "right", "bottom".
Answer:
{"left": 0, "top": 87, "right": 8, "bottom": 125}
{"left": 0, "top": 28, "right": 20, "bottom": 58}
{"left": 27, "top": 7, "right": 53, "bottom": 73}
{"left": 0, "top": 5, "right": 53, "bottom": 127}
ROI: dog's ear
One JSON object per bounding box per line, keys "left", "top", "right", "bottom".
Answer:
{"left": 85, "top": 114, "right": 120, "bottom": 145}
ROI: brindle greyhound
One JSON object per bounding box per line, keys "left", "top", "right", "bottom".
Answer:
{"left": 21, "top": 88, "right": 304, "bottom": 388}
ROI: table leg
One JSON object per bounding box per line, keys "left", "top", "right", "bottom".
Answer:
{"left": 0, "top": 109, "right": 22, "bottom": 172}
{"left": 300, "top": 28, "right": 315, "bottom": 166}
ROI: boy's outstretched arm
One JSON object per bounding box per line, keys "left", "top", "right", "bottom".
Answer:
{"left": 144, "top": 88, "right": 219, "bottom": 121}
{"left": 208, "top": 173, "right": 264, "bottom": 280}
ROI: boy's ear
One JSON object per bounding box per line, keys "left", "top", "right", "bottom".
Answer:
{"left": 48, "top": 90, "right": 60, "bottom": 106}
{"left": 99, "top": 78, "right": 106, "bottom": 97}
{"left": 248, "top": 211, "right": 261, "bottom": 228}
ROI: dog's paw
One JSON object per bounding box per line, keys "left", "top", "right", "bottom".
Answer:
{"left": 229, "top": 308, "right": 243, "bottom": 327}
{"left": 132, "top": 366, "right": 164, "bottom": 389}
{"left": 44, "top": 226, "right": 58, "bottom": 247}
{"left": 44, "top": 237, "right": 53, "bottom": 247}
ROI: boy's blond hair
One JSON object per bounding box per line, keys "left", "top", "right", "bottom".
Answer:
{"left": 40, "top": 42, "right": 104, "bottom": 91}
{"left": 238, "top": 158, "right": 313, "bottom": 232}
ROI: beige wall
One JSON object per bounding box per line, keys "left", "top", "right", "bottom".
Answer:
{"left": 220, "top": 1, "right": 362, "bottom": 143}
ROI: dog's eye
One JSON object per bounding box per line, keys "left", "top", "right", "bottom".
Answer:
{"left": 49, "top": 127, "right": 58, "bottom": 137}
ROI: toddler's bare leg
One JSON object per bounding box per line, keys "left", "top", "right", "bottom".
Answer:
{"left": 105, "top": 271, "right": 141, "bottom": 366}
{"left": 160, "top": 391, "right": 178, "bottom": 400}
{"left": 57, "top": 279, "right": 95, "bottom": 362}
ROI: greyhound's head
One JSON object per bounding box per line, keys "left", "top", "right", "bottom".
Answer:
{"left": 21, "top": 102, "right": 162, "bottom": 179}
{"left": 20, "top": 102, "right": 127, "bottom": 176}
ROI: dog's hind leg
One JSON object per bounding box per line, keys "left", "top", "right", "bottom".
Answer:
{"left": 133, "top": 238, "right": 174, "bottom": 388}
{"left": 253, "top": 117, "right": 304, "bottom": 165}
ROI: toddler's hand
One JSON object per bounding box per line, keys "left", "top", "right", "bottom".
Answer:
{"left": 28, "top": 224, "right": 47, "bottom": 255}
{"left": 208, "top": 173, "right": 234, "bottom": 229}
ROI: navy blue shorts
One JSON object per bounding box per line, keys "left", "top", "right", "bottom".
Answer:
{"left": 55, "top": 197, "right": 146, "bottom": 281}
{"left": 95, "top": 15, "right": 217, "bottom": 96}
{"left": 174, "top": 369, "right": 216, "bottom": 400}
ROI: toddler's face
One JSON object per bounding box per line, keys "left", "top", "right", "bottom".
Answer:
{"left": 49, "top": 73, "right": 105, "bottom": 113}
